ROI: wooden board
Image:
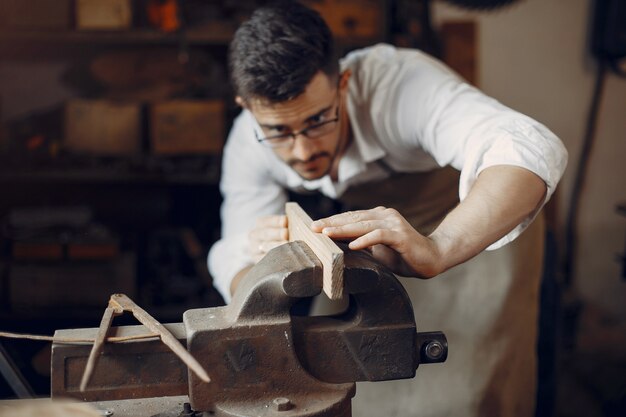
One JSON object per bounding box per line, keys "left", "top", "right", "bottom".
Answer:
{"left": 286, "top": 202, "right": 344, "bottom": 300}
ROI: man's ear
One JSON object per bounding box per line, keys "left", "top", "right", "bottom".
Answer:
{"left": 339, "top": 69, "right": 352, "bottom": 92}
{"left": 235, "top": 96, "right": 247, "bottom": 109}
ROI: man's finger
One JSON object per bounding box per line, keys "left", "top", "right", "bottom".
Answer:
{"left": 321, "top": 220, "right": 388, "bottom": 238}
{"left": 348, "top": 229, "right": 396, "bottom": 250}
{"left": 311, "top": 207, "right": 387, "bottom": 230}
{"left": 256, "top": 215, "right": 287, "bottom": 228}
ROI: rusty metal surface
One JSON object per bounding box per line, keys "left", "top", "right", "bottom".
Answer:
{"left": 52, "top": 323, "right": 188, "bottom": 401}
{"left": 291, "top": 248, "right": 418, "bottom": 383}
{"left": 292, "top": 248, "right": 447, "bottom": 383}
{"left": 52, "top": 241, "right": 447, "bottom": 416}
{"left": 184, "top": 241, "right": 355, "bottom": 416}
{"left": 109, "top": 294, "right": 210, "bottom": 383}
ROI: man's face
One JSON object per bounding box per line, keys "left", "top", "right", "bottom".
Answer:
{"left": 243, "top": 71, "right": 349, "bottom": 181}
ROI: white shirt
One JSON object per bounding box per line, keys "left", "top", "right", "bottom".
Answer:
{"left": 209, "top": 44, "right": 568, "bottom": 302}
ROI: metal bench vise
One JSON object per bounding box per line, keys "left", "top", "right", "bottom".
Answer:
{"left": 51, "top": 242, "right": 447, "bottom": 416}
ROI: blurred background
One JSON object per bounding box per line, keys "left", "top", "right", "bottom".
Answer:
{"left": 0, "top": 1, "right": 624, "bottom": 416}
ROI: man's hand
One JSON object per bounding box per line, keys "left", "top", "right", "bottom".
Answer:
{"left": 311, "top": 207, "right": 444, "bottom": 278}
{"left": 248, "top": 214, "right": 289, "bottom": 263}
{"left": 311, "top": 166, "right": 547, "bottom": 279}
{"left": 231, "top": 214, "right": 289, "bottom": 296}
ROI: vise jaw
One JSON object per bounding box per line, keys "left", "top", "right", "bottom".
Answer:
{"left": 52, "top": 242, "right": 447, "bottom": 417}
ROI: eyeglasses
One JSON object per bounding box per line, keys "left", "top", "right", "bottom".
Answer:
{"left": 254, "top": 99, "right": 340, "bottom": 148}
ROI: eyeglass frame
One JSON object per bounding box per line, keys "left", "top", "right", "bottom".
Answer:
{"left": 253, "top": 94, "right": 341, "bottom": 148}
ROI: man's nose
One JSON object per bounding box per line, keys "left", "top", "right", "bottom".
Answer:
{"left": 291, "top": 133, "right": 316, "bottom": 161}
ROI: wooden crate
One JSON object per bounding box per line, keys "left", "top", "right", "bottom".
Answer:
{"left": 150, "top": 100, "right": 225, "bottom": 155}
{"left": 305, "top": 0, "right": 385, "bottom": 40}
{"left": 76, "top": 0, "right": 133, "bottom": 30}
{"left": 64, "top": 99, "right": 142, "bottom": 155}
{"left": 0, "top": 0, "right": 72, "bottom": 30}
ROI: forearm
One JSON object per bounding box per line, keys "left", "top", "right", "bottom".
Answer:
{"left": 429, "top": 165, "right": 546, "bottom": 273}
{"left": 310, "top": 165, "right": 547, "bottom": 280}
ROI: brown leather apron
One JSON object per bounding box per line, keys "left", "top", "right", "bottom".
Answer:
{"left": 312, "top": 164, "right": 544, "bottom": 417}
{"left": 339, "top": 163, "right": 461, "bottom": 236}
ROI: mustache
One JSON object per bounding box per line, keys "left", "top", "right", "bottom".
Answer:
{"left": 287, "top": 152, "right": 330, "bottom": 167}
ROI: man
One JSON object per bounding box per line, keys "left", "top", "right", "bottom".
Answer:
{"left": 209, "top": 2, "right": 567, "bottom": 416}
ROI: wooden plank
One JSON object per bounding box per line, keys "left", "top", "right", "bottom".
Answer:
{"left": 286, "top": 202, "right": 344, "bottom": 300}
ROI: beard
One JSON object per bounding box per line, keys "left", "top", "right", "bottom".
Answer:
{"left": 284, "top": 125, "right": 347, "bottom": 181}
{"left": 287, "top": 152, "right": 333, "bottom": 180}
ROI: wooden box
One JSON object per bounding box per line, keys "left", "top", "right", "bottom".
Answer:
{"left": 76, "top": 0, "right": 133, "bottom": 30}
{"left": 0, "top": 0, "right": 72, "bottom": 30}
{"left": 305, "top": 0, "right": 385, "bottom": 40}
{"left": 150, "top": 100, "right": 225, "bottom": 155}
{"left": 64, "top": 99, "right": 141, "bottom": 155}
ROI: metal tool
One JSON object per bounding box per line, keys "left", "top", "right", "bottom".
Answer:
{"left": 52, "top": 242, "right": 447, "bottom": 416}
{"left": 79, "top": 293, "right": 210, "bottom": 392}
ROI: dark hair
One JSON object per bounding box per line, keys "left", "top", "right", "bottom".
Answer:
{"left": 229, "top": 1, "right": 338, "bottom": 103}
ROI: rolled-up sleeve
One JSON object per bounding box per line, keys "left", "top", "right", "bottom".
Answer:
{"left": 208, "top": 112, "right": 287, "bottom": 302}
{"left": 463, "top": 118, "right": 567, "bottom": 249}
{"left": 390, "top": 52, "right": 567, "bottom": 249}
